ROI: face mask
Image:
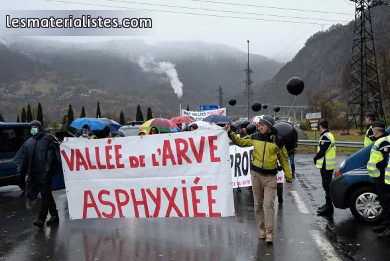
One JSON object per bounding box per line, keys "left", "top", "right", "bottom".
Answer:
{"left": 30, "top": 128, "right": 38, "bottom": 135}
{"left": 82, "top": 133, "right": 88, "bottom": 137}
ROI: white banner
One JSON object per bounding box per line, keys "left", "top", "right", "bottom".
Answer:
{"left": 229, "top": 145, "right": 285, "bottom": 188}
{"left": 181, "top": 108, "right": 226, "bottom": 121}
{"left": 60, "top": 130, "right": 234, "bottom": 219}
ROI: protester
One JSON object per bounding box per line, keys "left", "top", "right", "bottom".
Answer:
{"left": 139, "top": 130, "right": 148, "bottom": 136}
{"left": 189, "top": 123, "right": 198, "bottom": 131}
{"left": 15, "top": 120, "right": 61, "bottom": 228}
{"left": 224, "top": 115, "right": 292, "bottom": 243}
{"left": 95, "top": 124, "right": 111, "bottom": 139}
{"left": 79, "top": 124, "right": 96, "bottom": 139}
{"left": 149, "top": 127, "right": 159, "bottom": 135}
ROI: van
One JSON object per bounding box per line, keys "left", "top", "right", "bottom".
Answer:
{"left": 0, "top": 123, "right": 30, "bottom": 189}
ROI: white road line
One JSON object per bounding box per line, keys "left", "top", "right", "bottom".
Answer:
{"left": 309, "top": 230, "right": 342, "bottom": 261}
{"left": 290, "top": 190, "right": 310, "bottom": 213}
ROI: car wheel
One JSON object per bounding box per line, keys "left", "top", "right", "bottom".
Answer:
{"left": 349, "top": 186, "right": 382, "bottom": 223}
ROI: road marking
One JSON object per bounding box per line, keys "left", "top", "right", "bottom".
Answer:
{"left": 309, "top": 230, "right": 342, "bottom": 261}
{"left": 290, "top": 191, "right": 310, "bottom": 213}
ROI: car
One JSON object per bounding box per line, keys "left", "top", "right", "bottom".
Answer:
{"left": 0, "top": 122, "right": 31, "bottom": 189}
{"left": 126, "top": 121, "right": 145, "bottom": 126}
{"left": 119, "top": 125, "right": 141, "bottom": 137}
{"left": 330, "top": 128, "right": 390, "bottom": 223}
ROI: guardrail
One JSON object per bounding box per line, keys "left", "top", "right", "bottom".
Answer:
{"left": 298, "top": 140, "right": 364, "bottom": 148}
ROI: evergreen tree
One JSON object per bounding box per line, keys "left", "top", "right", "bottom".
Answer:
{"left": 96, "top": 101, "right": 102, "bottom": 118}
{"left": 147, "top": 107, "right": 153, "bottom": 120}
{"left": 136, "top": 105, "right": 144, "bottom": 121}
{"left": 37, "top": 102, "right": 44, "bottom": 125}
{"left": 61, "top": 115, "right": 68, "bottom": 131}
{"left": 186, "top": 105, "right": 190, "bottom": 111}
{"left": 21, "top": 107, "right": 27, "bottom": 122}
{"left": 119, "top": 111, "right": 125, "bottom": 125}
{"left": 17, "top": 115, "right": 20, "bottom": 122}
{"left": 26, "top": 104, "right": 33, "bottom": 122}
{"left": 0, "top": 113, "right": 4, "bottom": 122}
{"left": 80, "top": 106, "right": 86, "bottom": 118}
{"left": 66, "top": 104, "right": 74, "bottom": 132}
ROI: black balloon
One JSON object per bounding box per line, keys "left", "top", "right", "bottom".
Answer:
{"left": 228, "top": 99, "right": 237, "bottom": 106}
{"left": 246, "top": 123, "right": 256, "bottom": 135}
{"left": 263, "top": 105, "right": 268, "bottom": 109}
{"left": 274, "top": 107, "right": 280, "bottom": 112}
{"left": 251, "top": 102, "right": 262, "bottom": 112}
{"left": 287, "top": 77, "right": 304, "bottom": 96}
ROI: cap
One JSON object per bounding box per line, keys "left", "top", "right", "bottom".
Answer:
{"left": 372, "top": 120, "right": 386, "bottom": 130}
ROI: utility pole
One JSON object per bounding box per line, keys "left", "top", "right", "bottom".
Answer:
{"left": 344, "top": 0, "right": 385, "bottom": 134}
{"left": 216, "top": 85, "right": 225, "bottom": 108}
{"left": 244, "top": 40, "right": 253, "bottom": 120}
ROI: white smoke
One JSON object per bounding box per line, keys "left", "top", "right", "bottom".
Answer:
{"left": 138, "top": 55, "right": 183, "bottom": 99}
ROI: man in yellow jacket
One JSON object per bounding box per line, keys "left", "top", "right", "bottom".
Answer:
{"left": 224, "top": 115, "right": 292, "bottom": 244}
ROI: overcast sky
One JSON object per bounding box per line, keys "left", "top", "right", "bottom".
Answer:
{"left": 2, "top": 0, "right": 355, "bottom": 62}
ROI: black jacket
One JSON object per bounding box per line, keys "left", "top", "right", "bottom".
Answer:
{"left": 15, "top": 121, "right": 60, "bottom": 192}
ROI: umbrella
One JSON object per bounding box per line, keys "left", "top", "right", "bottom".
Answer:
{"left": 232, "top": 120, "right": 250, "bottom": 128}
{"left": 170, "top": 116, "right": 194, "bottom": 125}
{"left": 250, "top": 115, "right": 264, "bottom": 123}
{"left": 189, "top": 121, "right": 211, "bottom": 128}
{"left": 70, "top": 117, "right": 106, "bottom": 131}
{"left": 295, "top": 126, "right": 308, "bottom": 140}
{"left": 140, "top": 118, "right": 179, "bottom": 130}
{"left": 98, "top": 118, "right": 122, "bottom": 132}
{"left": 203, "top": 115, "right": 232, "bottom": 125}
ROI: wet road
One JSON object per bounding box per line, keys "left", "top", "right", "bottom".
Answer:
{"left": 0, "top": 154, "right": 389, "bottom": 261}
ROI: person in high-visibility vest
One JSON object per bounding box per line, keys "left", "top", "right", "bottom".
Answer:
{"left": 364, "top": 112, "right": 376, "bottom": 147}
{"left": 79, "top": 124, "right": 97, "bottom": 139}
{"left": 313, "top": 119, "right": 336, "bottom": 216}
{"left": 367, "top": 121, "right": 390, "bottom": 237}
{"left": 382, "top": 152, "right": 390, "bottom": 238}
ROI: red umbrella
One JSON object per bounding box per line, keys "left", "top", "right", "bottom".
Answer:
{"left": 170, "top": 116, "right": 194, "bottom": 125}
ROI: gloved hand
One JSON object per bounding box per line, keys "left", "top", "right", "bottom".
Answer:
{"left": 313, "top": 157, "right": 317, "bottom": 165}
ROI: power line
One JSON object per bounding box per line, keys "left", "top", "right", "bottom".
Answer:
{"left": 191, "top": 0, "right": 354, "bottom": 16}
{"left": 44, "top": 0, "right": 342, "bottom": 25}
{"left": 106, "top": 0, "right": 350, "bottom": 23}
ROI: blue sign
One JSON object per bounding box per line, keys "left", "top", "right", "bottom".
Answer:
{"left": 200, "top": 105, "right": 220, "bottom": 111}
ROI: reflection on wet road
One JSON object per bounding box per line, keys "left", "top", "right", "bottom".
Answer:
{"left": 1, "top": 154, "right": 389, "bottom": 260}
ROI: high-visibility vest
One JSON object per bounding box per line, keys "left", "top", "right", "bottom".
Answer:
{"left": 364, "top": 126, "right": 374, "bottom": 147}
{"left": 386, "top": 157, "right": 390, "bottom": 185}
{"left": 367, "top": 136, "right": 390, "bottom": 178}
{"left": 316, "top": 132, "right": 336, "bottom": 170}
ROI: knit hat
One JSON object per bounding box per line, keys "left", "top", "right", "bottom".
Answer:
{"left": 259, "top": 115, "right": 275, "bottom": 128}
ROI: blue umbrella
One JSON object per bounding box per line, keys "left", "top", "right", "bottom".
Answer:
{"left": 98, "top": 118, "right": 122, "bottom": 132}
{"left": 70, "top": 117, "right": 106, "bottom": 131}
{"left": 203, "top": 115, "right": 233, "bottom": 125}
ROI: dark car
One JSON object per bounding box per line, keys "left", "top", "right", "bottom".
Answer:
{"left": 0, "top": 122, "right": 31, "bottom": 189}
{"left": 330, "top": 128, "right": 390, "bottom": 223}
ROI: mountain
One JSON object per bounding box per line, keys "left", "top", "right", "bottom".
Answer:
{"left": 0, "top": 38, "right": 283, "bottom": 122}
{"left": 254, "top": 7, "right": 390, "bottom": 111}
